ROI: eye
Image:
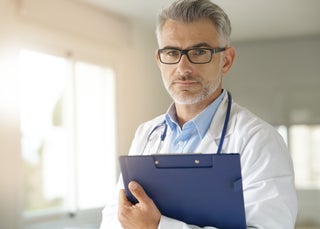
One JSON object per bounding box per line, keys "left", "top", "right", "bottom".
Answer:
{"left": 192, "top": 48, "right": 208, "bottom": 56}
{"left": 164, "top": 49, "right": 180, "bottom": 57}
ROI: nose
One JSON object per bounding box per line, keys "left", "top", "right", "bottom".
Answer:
{"left": 176, "top": 54, "right": 193, "bottom": 75}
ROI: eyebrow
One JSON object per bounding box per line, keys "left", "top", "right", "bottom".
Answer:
{"left": 160, "top": 42, "right": 213, "bottom": 50}
{"left": 191, "top": 42, "right": 213, "bottom": 48}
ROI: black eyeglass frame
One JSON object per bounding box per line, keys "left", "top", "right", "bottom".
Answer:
{"left": 157, "top": 47, "right": 226, "bottom": 64}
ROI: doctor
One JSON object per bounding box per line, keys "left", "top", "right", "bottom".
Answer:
{"left": 100, "top": 0, "right": 297, "bottom": 228}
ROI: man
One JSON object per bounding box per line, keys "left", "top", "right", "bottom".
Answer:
{"left": 100, "top": 0, "right": 297, "bottom": 228}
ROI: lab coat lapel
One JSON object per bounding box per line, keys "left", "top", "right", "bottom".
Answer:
{"left": 196, "top": 92, "right": 236, "bottom": 154}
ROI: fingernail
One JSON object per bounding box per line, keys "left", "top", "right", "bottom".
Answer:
{"left": 129, "top": 181, "right": 138, "bottom": 190}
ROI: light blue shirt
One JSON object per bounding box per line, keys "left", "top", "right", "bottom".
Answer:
{"left": 165, "top": 90, "right": 226, "bottom": 153}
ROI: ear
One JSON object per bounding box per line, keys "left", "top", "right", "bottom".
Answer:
{"left": 221, "top": 47, "right": 235, "bottom": 76}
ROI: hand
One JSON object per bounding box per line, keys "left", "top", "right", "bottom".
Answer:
{"left": 118, "top": 181, "right": 161, "bottom": 229}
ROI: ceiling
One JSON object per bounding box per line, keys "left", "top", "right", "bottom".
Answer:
{"left": 78, "top": 0, "right": 320, "bottom": 42}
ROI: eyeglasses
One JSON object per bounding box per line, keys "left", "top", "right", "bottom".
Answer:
{"left": 158, "top": 47, "right": 226, "bottom": 64}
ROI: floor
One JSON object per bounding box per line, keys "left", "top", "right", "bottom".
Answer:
{"left": 296, "top": 227, "right": 320, "bottom": 229}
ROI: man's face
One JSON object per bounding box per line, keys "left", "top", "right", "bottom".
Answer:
{"left": 156, "top": 19, "right": 231, "bottom": 105}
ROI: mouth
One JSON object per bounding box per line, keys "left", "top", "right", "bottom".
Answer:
{"left": 172, "top": 79, "right": 199, "bottom": 88}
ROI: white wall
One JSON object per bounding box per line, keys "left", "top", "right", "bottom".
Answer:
{"left": 225, "top": 36, "right": 320, "bottom": 126}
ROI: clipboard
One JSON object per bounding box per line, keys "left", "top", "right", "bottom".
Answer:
{"left": 119, "top": 153, "right": 246, "bottom": 229}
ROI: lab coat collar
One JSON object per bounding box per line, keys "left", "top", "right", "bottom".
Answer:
{"left": 210, "top": 91, "right": 236, "bottom": 140}
{"left": 195, "top": 92, "right": 237, "bottom": 153}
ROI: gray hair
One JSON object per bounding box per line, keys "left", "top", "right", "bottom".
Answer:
{"left": 156, "top": 0, "right": 232, "bottom": 46}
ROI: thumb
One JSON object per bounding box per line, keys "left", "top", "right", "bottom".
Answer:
{"left": 129, "top": 181, "right": 150, "bottom": 204}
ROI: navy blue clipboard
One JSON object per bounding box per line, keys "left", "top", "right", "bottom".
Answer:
{"left": 119, "top": 153, "right": 246, "bottom": 229}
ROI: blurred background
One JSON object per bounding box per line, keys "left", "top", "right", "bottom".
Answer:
{"left": 0, "top": 0, "right": 319, "bottom": 228}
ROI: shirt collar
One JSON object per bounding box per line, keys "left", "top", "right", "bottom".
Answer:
{"left": 165, "top": 90, "right": 226, "bottom": 139}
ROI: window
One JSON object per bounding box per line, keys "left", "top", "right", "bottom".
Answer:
{"left": 290, "top": 125, "right": 320, "bottom": 189}
{"left": 19, "top": 49, "right": 116, "bottom": 216}
{"left": 277, "top": 125, "right": 320, "bottom": 189}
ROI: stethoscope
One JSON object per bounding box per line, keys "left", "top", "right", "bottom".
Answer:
{"left": 142, "top": 91, "right": 232, "bottom": 155}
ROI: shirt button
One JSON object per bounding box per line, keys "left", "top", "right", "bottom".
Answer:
{"left": 178, "top": 141, "right": 184, "bottom": 146}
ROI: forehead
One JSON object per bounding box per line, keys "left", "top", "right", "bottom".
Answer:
{"left": 159, "top": 19, "right": 220, "bottom": 48}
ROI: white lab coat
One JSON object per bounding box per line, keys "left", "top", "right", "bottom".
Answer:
{"left": 100, "top": 92, "right": 298, "bottom": 229}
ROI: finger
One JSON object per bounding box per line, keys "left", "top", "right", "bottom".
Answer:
{"left": 118, "top": 189, "right": 131, "bottom": 207}
{"left": 118, "top": 190, "right": 131, "bottom": 228}
{"left": 128, "top": 181, "right": 150, "bottom": 205}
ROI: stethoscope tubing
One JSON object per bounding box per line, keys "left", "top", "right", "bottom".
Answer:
{"left": 216, "top": 91, "right": 231, "bottom": 154}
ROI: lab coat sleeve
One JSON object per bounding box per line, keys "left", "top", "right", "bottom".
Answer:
{"left": 238, "top": 119, "right": 297, "bottom": 229}
{"left": 99, "top": 177, "right": 123, "bottom": 229}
